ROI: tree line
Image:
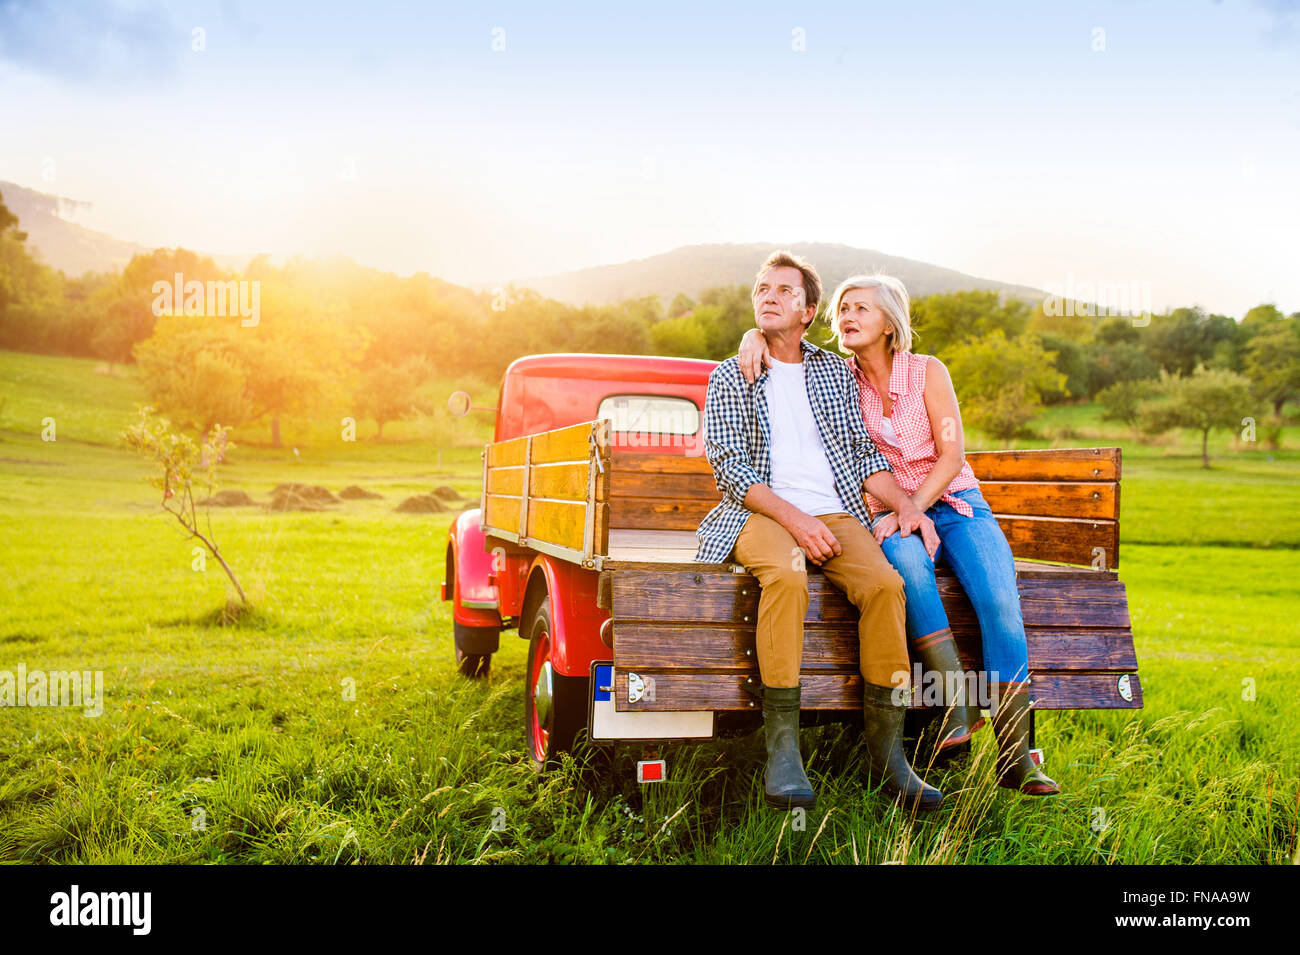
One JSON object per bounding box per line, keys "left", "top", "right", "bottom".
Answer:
{"left": 1, "top": 189, "right": 1295, "bottom": 454}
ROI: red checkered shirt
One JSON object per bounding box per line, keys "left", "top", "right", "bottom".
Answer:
{"left": 848, "top": 350, "right": 980, "bottom": 518}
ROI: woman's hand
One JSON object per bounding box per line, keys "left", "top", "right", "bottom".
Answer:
{"left": 898, "top": 505, "right": 941, "bottom": 560}
{"left": 738, "top": 328, "right": 771, "bottom": 384}
{"left": 873, "top": 509, "right": 941, "bottom": 561}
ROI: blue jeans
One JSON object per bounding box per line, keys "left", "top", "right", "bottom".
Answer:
{"left": 877, "top": 487, "right": 1029, "bottom": 685}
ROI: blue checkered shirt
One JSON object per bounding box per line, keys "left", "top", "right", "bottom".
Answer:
{"left": 694, "top": 339, "right": 892, "bottom": 563}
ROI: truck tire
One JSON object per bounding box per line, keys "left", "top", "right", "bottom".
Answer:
{"left": 524, "top": 596, "right": 589, "bottom": 772}
{"left": 447, "top": 548, "right": 498, "bottom": 680}
{"left": 454, "top": 626, "right": 492, "bottom": 679}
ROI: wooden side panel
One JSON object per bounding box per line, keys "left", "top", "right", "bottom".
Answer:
{"left": 483, "top": 492, "right": 522, "bottom": 533}
{"left": 485, "top": 466, "right": 524, "bottom": 497}
{"left": 608, "top": 451, "right": 720, "bottom": 532}
{"left": 482, "top": 420, "right": 610, "bottom": 559}
{"left": 609, "top": 497, "right": 716, "bottom": 531}
{"left": 966, "top": 447, "right": 1121, "bottom": 483}
{"left": 531, "top": 422, "right": 597, "bottom": 464}
{"left": 612, "top": 452, "right": 714, "bottom": 476}
{"left": 979, "top": 481, "right": 1117, "bottom": 521}
{"left": 613, "top": 624, "right": 1137, "bottom": 673}
{"left": 994, "top": 515, "right": 1118, "bottom": 569}
{"left": 529, "top": 462, "right": 592, "bottom": 502}
{"left": 487, "top": 436, "right": 527, "bottom": 468}
{"left": 527, "top": 499, "right": 588, "bottom": 553}
{"left": 610, "top": 470, "right": 719, "bottom": 500}
{"left": 611, "top": 570, "right": 1130, "bottom": 628}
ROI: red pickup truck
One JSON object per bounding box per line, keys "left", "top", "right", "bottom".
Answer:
{"left": 443, "top": 352, "right": 1140, "bottom": 780}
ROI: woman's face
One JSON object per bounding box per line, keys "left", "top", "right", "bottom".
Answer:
{"left": 836, "top": 287, "right": 892, "bottom": 352}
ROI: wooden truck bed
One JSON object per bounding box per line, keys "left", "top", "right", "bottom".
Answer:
{"left": 481, "top": 419, "right": 1141, "bottom": 715}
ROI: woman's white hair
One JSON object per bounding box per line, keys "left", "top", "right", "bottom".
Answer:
{"left": 825, "top": 273, "right": 914, "bottom": 354}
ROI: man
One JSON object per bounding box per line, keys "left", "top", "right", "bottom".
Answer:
{"left": 695, "top": 250, "right": 943, "bottom": 812}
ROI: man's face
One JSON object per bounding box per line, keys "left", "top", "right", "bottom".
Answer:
{"left": 752, "top": 266, "right": 815, "bottom": 335}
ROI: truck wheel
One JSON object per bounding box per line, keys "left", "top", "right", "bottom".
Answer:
{"left": 447, "top": 548, "right": 498, "bottom": 680}
{"left": 455, "top": 646, "right": 491, "bottom": 679}
{"left": 525, "top": 596, "right": 589, "bottom": 772}
{"left": 453, "top": 621, "right": 496, "bottom": 679}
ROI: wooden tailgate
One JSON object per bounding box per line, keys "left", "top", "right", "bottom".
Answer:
{"left": 609, "top": 563, "right": 1141, "bottom": 713}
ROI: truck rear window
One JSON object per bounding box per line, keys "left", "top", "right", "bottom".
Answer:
{"left": 597, "top": 395, "right": 700, "bottom": 437}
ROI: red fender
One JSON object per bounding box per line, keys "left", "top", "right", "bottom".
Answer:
{"left": 445, "top": 508, "right": 503, "bottom": 628}
{"left": 527, "top": 556, "right": 609, "bottom": 678}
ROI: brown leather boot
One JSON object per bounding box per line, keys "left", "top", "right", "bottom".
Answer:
{"left": 991, "top": 680, "right": 1059, "bottom": 796}
{"left": 911, "top": 628, "right": 985, "bottom": 760}
{"left": 861, "top": 682, "right": 943, "bottom": 811}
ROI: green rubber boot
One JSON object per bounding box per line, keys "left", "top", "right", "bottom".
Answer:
{"left": 761, "top": 684, "right": 816, "bottom": 810}
{"left": 861, "top": 682, "right": 943, "bottom": 812}
{"left": 912, "top": 628, "right": 985, "bottom": 761}
{"left": 992, "top": 680, "right": 1059, "bottom": 796}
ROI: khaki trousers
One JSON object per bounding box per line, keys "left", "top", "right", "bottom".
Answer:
{"left": 733, "top": 512, "right": 910, "bottom": 691}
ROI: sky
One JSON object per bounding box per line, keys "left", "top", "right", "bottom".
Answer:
{"left": 0, "top": 0, "right": 1297, "bottom": 316}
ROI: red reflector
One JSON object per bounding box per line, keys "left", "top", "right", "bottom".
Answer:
{"left": 1029, "top": 748, "right": 1044, "bottom": 767}
{"left": 637, "top": 760, "right": 665, "bottom": 783}
{"left": 439, "top": 583, "right": 448, "bottom": 601}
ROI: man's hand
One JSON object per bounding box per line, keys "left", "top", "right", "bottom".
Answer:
{"left": 738, "top": 328, "right": 772, "bottom": 385}
{"left": 786, "top": 510, "right": 842, "bottom": 565}
{"left": 895, "top": 500, "right": 940, "bottom": 560}
{"left": 871, "top": 512, "right": 899, "bottom": 546}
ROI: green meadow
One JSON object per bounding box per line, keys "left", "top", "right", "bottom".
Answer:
{"left": 0, "top": 350, "right": 1296, "bottom": 864}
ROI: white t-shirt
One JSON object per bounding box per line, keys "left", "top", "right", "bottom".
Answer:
{"left": 765, "top": 357, "right": 846, "bottom": 516}
{"left": 880, "top": 415, "right": 900, "bottom": 448}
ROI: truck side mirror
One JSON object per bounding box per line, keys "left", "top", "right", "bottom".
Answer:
{"left": 448, "top": 391, "right": 472, "bottom": 418}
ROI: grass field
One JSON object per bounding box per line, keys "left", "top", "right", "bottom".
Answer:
{"left": 1, "top": 351, "right": 1297, "bottom": 864}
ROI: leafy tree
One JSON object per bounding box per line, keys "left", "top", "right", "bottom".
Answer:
{"left": 0, "top": 189, "right": 64, "bottom": 354}
{"left": 356, "top": 356, "right": 435, "bottom": 438}
{"left": 649, "top": 309, "right": 713, "bottom": 358}
{"left": 1094, "top": 316, "right": 1141, "bottom": 347}
{"left": 1088, "top": 342, "right": 1159, "bottom": 395}
{"left": 945, "top": 331, "right": 1065, "bottom": 441}
{"left": 0, "top": 190, "right": 25, "bottom": 240}
{"left": 1242, "top": 319, "right": 1300, "bottom": 417}
{"left": 1037, "top": 333, "right": 1087, "bottom": 403}
{"left": 1144, "top": 307, "right": 1239, "bottom": 376}
{"left": 122, "top": 407, "right": 248, "bottom": 607}
{"left": 1241, "top": 303, "right": 1285, "bottom": 342}
{"left": 1138, "top": 366, "right": 1257, "bottom": 468}
{"left": 134, "top": 319, "right": 257, "bottom": 433}
{"left": 1097, "top": 378, "right": 1160, "bottom": 427}
{"left": 668, "top": 292, "right": 696, "bottom": 317}
{"left": 92, "top": 288, "right": 155, "bottom": 371}
{"left": 910, "top": 290, "right": 1031, "bottom": 362}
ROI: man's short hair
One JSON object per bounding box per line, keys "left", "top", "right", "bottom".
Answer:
{"left": 752, "top": 250, "right": 822, "bottom": 327}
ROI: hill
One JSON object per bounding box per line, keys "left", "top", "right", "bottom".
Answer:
{"left": 500, "top": 242, "right": 1045, "bottom": 307}
{"left": 0, "top": 180, "right": 251, "bottom": 277}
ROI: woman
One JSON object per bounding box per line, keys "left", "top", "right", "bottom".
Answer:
{"left": 738, "top": 274, "right": 1058, "bottom": 796}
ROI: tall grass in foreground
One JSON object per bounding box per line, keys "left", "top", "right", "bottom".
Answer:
{"left": 0, "top": 635, "right": 1294, "bottom": 864}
